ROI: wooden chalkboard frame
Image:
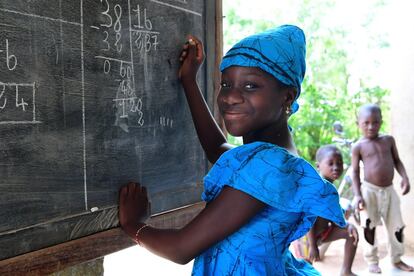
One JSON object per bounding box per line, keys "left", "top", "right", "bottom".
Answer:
{"left": 0, "top": 202, "right": 205, "bottom": 275}
{"left": 0, "top": 0, "right": 222, "bottom": 274}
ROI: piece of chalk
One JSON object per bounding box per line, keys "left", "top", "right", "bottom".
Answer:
{"left": 90, "top": 207, "right": 99, "bottom": 212}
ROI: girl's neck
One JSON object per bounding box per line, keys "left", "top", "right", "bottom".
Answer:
{"left": 242, "top": 122, "right": 297, "bottom": 155}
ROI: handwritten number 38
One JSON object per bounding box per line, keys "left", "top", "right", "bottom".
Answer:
{"left": 99, "top": 0, "right": 112, "bottom": 28}
{"left": 99, "top": 0, "right": 123, "bottom": 53}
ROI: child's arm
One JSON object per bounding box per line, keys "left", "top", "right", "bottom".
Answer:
{"left": 307, "top": 221, "right": 320, "bottom": 262}
{"left": 178, "top": 36, "right": 233, "bottom": 164}
{"left": 351, "top": 143, "right": 364, "bottom": 210}
{"left": 346, "top": 223, "right": 359, "bottom": 246}
{"left": 119, "top": 182, "right": 265, "bottom": 264}
{"left": 390, "top": 136, "right": 410, "bottom": 195}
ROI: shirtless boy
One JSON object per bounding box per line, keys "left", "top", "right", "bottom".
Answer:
{"left": 352, "top": 103, "right": 413, "bottom": 273}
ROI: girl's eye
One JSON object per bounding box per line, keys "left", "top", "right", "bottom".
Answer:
{"left": 220, "top": 82, "right": 230, "bottom": 88}
{"left": 244, "top": 83, "right": 257, "bottom": 89}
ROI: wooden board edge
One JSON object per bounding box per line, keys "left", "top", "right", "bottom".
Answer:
{"left": 0, "top": 202, "right": 205, "bottom": 276}
{"left": 214, "top": 0, "right": 224, "bottom": 130}
{"left": 205, "top": 0, "right": 224, "bottom": 131}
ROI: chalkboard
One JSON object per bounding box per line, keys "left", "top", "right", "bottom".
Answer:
{"left": 0, "top": 0, "right": 214, "bottom": 260}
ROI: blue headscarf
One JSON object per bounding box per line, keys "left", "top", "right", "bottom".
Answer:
{"left": 220, "top": 25, "right": 306, "bottom": 114}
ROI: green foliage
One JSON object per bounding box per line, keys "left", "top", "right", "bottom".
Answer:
{"left": 227, "top": 135, "right": 243, "bottom": 146}
{"left": 223, "top": 8, "right": 275, "bottom": 51}
{"left": 223, "top": 0, "right": 391, "bottom": 165}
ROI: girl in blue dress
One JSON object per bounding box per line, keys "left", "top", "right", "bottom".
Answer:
{"left": 118, "top": 25, "right": 346, "bottom": 275}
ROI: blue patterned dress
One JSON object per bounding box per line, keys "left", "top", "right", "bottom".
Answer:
{"left": 191, "top": 142, "right": 346, "bottom": 275}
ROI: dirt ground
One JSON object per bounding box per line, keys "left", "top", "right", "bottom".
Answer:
{"left": 313, "top": 222, "right": 414, "bottom": 275}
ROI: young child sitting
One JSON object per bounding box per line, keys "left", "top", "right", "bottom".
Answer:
{"left": 118, "top": 25, "right": 346, "bottom": 275}
{"left": 307, "top": 145, "right": 359, "bottom": 276}
{"left": 352, "top": 103, "right": 413, "bottom": 273}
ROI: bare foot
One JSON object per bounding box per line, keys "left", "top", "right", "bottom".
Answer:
{"left": 340, "top": 271, "right": 357, "bottom": 276}
{"left": 394, "top": 261, "right": 414, "bottom": 272}
{"left": 368, "top": 263, "right": 382, "bottom": 274}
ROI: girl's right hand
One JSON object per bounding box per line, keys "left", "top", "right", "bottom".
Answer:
{"left": 119, "top": 182, "right": 151, "bottom": 239}
{"left": 178, "top": 35, "right": 205, "bottom": 81}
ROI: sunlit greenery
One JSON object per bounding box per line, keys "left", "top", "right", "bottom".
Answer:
{"left": 222, "top": 0, "right": 390, "bottom": 165}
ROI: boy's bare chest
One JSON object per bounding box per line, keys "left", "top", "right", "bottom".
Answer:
{"left": 360, "top": 139, "right": 391, "bottom": 161}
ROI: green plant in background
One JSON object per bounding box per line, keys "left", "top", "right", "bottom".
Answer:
{"left": 222, "top": 0, "right": 390, "bottom": 165}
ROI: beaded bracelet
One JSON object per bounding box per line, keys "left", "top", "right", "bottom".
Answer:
{"left": 135, "top": 224, "right": 150, "bottom": 245}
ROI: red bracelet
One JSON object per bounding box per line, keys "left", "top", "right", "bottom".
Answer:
{"left": 135, "top": 224, "right": 150, "bottom": 245}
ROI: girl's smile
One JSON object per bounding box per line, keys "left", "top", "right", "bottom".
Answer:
{"left": 217, "top": 66, "right": 293, "bottom": 140}
{"left": 222, "top": 111, "right": 247, "bottom": 120}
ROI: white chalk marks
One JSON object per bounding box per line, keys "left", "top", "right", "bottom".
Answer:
{"left": 150, "top": 0, "right": 201, "bottom": 16}
{"left": 91, "top": 0, "right": 148, "bottom": 130}
{"left": 0, "top": 82, "right": 40, "bottom": 124}
{"left": 0, "top": 0, "right": 202, "bottom": 211}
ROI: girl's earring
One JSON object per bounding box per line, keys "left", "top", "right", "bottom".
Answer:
{"left": 285, "top": 105, "right": 292, "bottom": 116}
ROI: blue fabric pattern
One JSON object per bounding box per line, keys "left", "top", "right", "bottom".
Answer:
{"left": 220, "top": 25, "right": 306, "bottom": 114}
{"left": 192, "top": 142, "right": 346, "bottom": 275}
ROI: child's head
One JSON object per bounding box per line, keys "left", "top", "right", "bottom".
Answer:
{"left": 218, "top": 25, "right": 306, "bottom": 137}
{"left": 357, "top": 103, "right": 382, "bottom": 139}
{"left": 316, "top": 145, "right": 344, "bottom": 182}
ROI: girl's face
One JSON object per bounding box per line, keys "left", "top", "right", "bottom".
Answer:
{"left": 317, "top": 152, "right": 344, "bottom": 182}
{"left": 217, "top": 66, "right": 291, "bottom": 137}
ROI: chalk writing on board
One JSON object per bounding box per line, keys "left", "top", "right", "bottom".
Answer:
{"left": 0, "top": 0, "right": 209, "bottom": 261}
{"left": 150, "top": 0, "right": 202, "bottom": 16}
{"left": 1, "top": 36, "right": 38, "bottom": 124}
{"left": 0, "top": 82, "right": 39, "bottom": 124}
{"left": 159, "top": 116, "right": 173, "bottom": 128}
{"left": 92, "top": 0, "right": 146, "bottom": 129}
{"left": 132, "top": 5, "right": 160, "bottom": 53}
{"left": 0, "top": 39, "right": 18, "bottom": 71}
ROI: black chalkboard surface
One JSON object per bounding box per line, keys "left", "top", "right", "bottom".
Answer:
{"left": 0, "top": 0, "right": 212, "bottom": 260}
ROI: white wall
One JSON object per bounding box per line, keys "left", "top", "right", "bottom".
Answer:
{"left": 390, "top": 0, "right": 414, "bottom": 248}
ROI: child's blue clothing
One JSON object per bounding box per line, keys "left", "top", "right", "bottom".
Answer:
{"left": 191, "top": 142, "right": 346, "bottom": 275}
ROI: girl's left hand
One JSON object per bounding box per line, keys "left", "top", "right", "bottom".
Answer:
{"left": 119, "top": 182, "right": 151, "bottom": 238}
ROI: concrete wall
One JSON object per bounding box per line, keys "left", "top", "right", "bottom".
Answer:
{"left": 390, "top": 0, "right": 414, "bottom": 249}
